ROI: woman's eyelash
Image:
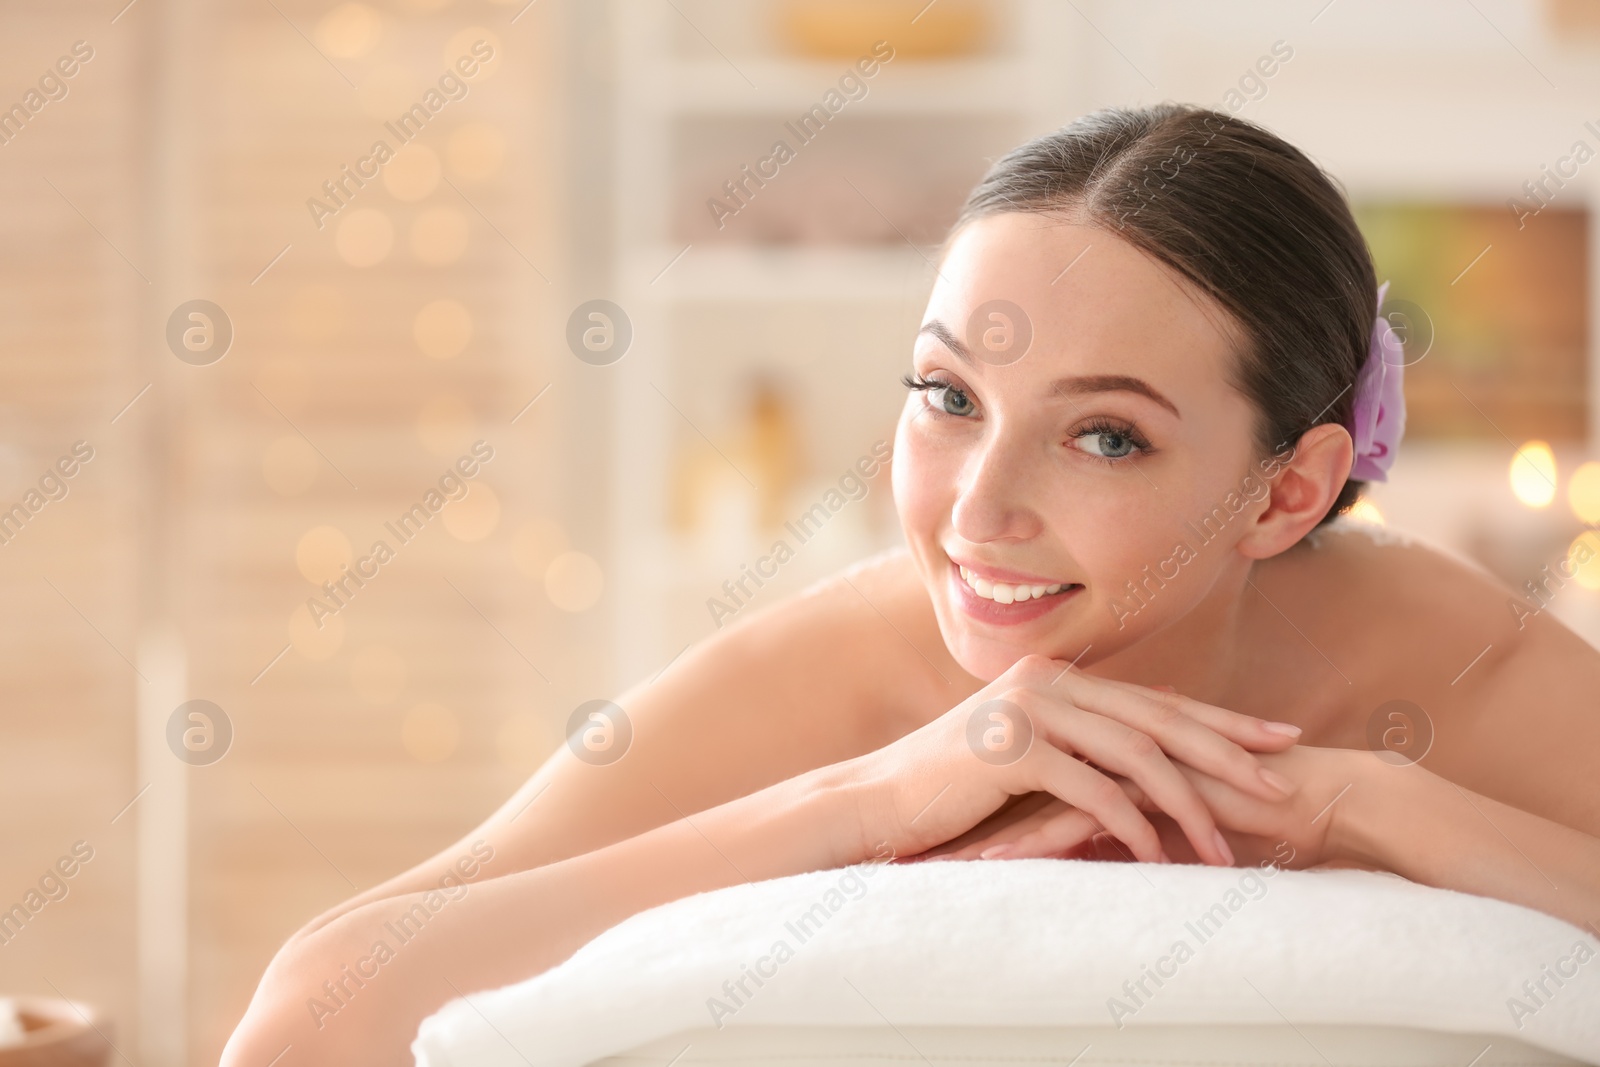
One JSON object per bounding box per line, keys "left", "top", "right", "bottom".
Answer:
{"left": 901, "top": 372, "right": 944, "bottom": 392}
{"left": 1072, "top": 418, "right": 1153, "bottom": 456}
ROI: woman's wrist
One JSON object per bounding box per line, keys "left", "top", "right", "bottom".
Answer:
{"left": 701, "top": 754, "right": 876, "bottom": 879}
{"left": 1325, "top": 749, "right": 1432, "bottom": 873}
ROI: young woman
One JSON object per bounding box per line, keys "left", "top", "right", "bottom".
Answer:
{"left": 223, "top": 103, "right": 1600, "bottom": 1065}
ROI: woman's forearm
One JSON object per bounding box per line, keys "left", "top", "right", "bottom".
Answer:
{"left": 1337, "top": 758, "right": 1600, "bottom": 935}
{"left": 223, "top": 759, "right": 864, "bottom": 1067}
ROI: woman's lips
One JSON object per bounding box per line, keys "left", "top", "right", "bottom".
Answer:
{"left": 947, "top": 558, "right": 1081, "bottom": 626}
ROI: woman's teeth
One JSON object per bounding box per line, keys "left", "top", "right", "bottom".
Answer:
{"left": 958, "top": 564, "right": 1070, "bottom": 604}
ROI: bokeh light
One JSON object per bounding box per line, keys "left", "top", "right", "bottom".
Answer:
{"left": 1570, "top": 531, "right": 1600, "bottom": 591}
{"left": 1568, "top": 461, "right": 1600, "bottom": 525}
{"left": 336, "top": 208, "right": 394, "bottom": 267}
{"left": 295, "top": 526, "right": 352, "bottom": 584}
{"left": 546, "top": 550, "right": 604, "bottom": 612}
{"left": 313, "top": 3, "right": 381, "bottom": 58}
{"left": 1347, "top": 498, "right": 1385, "bottom": 525}
{"left": 1510, "top": 440, "right": 1557, "bottom": 508}
{"left": 413, "top": 298, "right": 473, "bottom": 359}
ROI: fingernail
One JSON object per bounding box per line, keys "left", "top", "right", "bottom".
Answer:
{"left": 1261, "top": 721, "right": 1301, "bottom": 738}
{"left": 1259, "top": 767, "right": 1296, "bottom": 795}
{"left": 980, "top": 844, "right": 1014, "bottom": 860}
{"left": 1212, "top": 830, "right": 1235, "bottom": 866}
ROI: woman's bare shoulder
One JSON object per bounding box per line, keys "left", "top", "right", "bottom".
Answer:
{"left": 1268, "top": 518, "right": 1516, "bottom": 625}
{"left": 620, "top": 545, "right": 969, "bottom": 773}
{"left": 700, "top": 544, "right": 971, "bottom": 719}
{"left": 1256, "top": 519, "right": 1600, "bottom": 754}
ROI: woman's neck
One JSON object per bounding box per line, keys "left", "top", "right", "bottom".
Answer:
{"left": 1085, "top": 555, "right": 1256, "bottom": 707}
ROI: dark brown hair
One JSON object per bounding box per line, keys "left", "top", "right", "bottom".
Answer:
{"left": 950, "top": 102, "right": 1376, "bottom": 523}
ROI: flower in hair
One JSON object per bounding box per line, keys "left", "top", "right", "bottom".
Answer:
{"left": 1346, "top": 280, "right": 1407, "bottom": 482}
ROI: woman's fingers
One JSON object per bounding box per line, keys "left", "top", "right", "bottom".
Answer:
{"left": 936, "top": 797, "right": 1076, "bottom": 860}
{"left": 1052, "top": 673, "right": 1298, "bottom": 802}
{"left": 1028, "top": 701, "right": 1233, "bottom": 865}
{"left": 918, "top": 791, "right": 1059, "bottom": 859}
{"left": 985, "top": 806, "right": 1108, "bottom": 861}
{"left": 1026, "top": 746, "right": 1166, "bottom": 863}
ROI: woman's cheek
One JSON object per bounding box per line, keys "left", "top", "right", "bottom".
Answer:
{"left": 1063, "top": 495, "right": 1191, "bottom": 630}
{"left": 1085, "top": 499, "right": 1226, "bottom": 636}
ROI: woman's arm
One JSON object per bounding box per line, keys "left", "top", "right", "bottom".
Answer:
{"left": 225, "top": 654, "right": 1302, "bottom": 1066}
{"left": 284, "top": 553, "right": 973, "bottom": 945}
{"left": 1337, "top": 754, "right": 1600, "bottom": 935}
{"left": 221, "top": 759, "right": 865, "bottom": 1067}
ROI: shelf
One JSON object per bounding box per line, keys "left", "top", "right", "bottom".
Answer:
{"left": 621, "top": 244, "right": 939, "bottom": 302}
{"left": 625, "top": 58, "right": 1035, "bottom": 116}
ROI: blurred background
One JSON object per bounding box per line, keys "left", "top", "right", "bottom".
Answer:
{"left": 1, "top": 0, "right": 1597, "bottom": 1062}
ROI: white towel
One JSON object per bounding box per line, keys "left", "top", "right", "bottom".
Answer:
{"left": 412, "top": 858, "right": 1600, "bottom": 1065}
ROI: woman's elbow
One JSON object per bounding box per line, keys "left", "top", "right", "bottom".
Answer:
{"left": 221, "top": 924, "right": 379, "bottom": 1067}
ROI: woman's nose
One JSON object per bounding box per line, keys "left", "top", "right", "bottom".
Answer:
{"left": 949, "top": 431, "right": 1043, "bottom": 545}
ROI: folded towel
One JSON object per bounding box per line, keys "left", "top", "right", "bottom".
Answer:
{"left": 413, "top": 858, "right": 1600, "bottom": 1065}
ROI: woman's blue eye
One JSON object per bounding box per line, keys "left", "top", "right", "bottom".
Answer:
{"left": 1078, "top": 430, "right": 1137, "bottom": 458}
{"left": 935, "top": 385, "right": 975, "bottom": 416}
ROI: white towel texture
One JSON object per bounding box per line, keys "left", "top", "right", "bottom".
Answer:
{"left": 413, "top": 858, "right": 1600, "bottom": 1065}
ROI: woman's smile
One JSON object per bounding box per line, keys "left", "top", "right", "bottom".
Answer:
{"left": 946, "top": 555, "right": 1083, "bottom": 626}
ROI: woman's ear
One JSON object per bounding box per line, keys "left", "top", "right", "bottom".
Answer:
{"left": 1237, "top": 423, "right": 1353, "bottom": 559}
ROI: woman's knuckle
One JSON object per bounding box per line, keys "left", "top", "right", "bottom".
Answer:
{"left": 1087, "top": 773, "right": 1124, "bottom": 805}
{"left": 1149, "top": 698, "right": 1185, "bottom": 728}
{"left": 1124, "top": 729, "right": 1161, "bottom": 761}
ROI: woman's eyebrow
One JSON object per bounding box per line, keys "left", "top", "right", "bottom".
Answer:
{"left": 1052, "top": 375, "right": 1182, "bottom": 419}
{"left": 917, "top": 320, "right": 972, "bottom": 362}
{"left": 917, "top": 319, "right": 1181, "bottom": 419}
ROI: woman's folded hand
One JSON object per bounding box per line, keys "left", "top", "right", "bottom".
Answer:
{"left": 841, "top": 655, "right": 1303, "bottom": 868}
{"left": 928, "top": 741, "right": 1364, "bottom": 872}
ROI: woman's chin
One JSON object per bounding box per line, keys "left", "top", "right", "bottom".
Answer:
{"left": 946, "top": 631, "right": 1075, "bottom": 682}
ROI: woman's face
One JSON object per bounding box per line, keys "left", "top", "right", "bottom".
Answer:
{"left": 893, "top": 211, "right": 1272, "bottom": 681}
